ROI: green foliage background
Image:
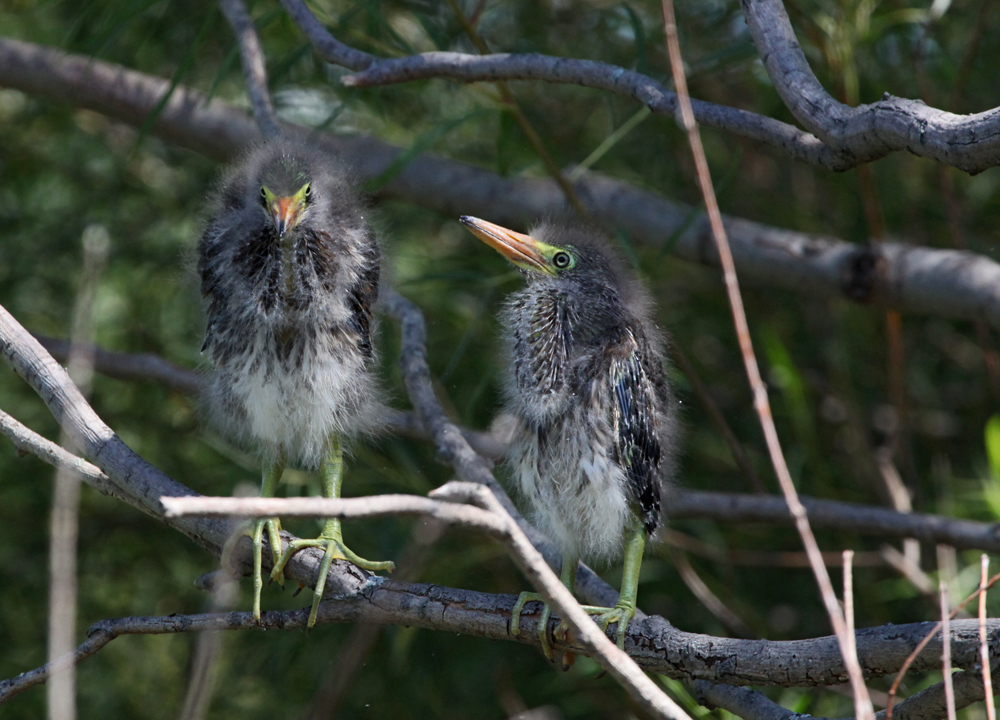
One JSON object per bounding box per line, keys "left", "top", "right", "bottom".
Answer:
{"left": 1, "top": 0, "right": 1000, "bottom": 717}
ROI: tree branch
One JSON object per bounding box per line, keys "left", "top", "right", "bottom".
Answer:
{"left": 697, "top": 668, "right": 1000, "bottom": 720}
{"left": 740, "top": 0, "right": 1000, "bottom": 175}
{"left": 279, "top": 0, "right": 1000, "bottom": 174}
{"left": 6, "top": 293, "right": 1000, "bottom": 711}
{"left": 217, "top": 0, "right": 280, "bottom": 139}
{"left": 1, "top": 38, "right": 998, "bottom": 330}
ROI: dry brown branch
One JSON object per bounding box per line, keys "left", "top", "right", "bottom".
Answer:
{"left": 659, "top": 1, "right": 873, "bottom": 715}
{"left": 47, "top": 225, "right": 108, "bottom": 720}
{"left": 942, "top": 581, "right": 958, "bottom": 720}
{"left": 887, "top": 570, "right": 1000, "bottom": 719}
{"left": 982, "top": 555, "right": 997, "bottom": 720}
{"left": 2, "top": 39, "right": 999, "bottom": 330}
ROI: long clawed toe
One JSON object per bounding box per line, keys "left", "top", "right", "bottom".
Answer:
{"left": 270, "top": 534, "right": 394, "bottom": 629}
{"left": 510, "top": 591, "right": 555, "bottom": 660}
{"left": 220, "top": 517, "right": 285, "bottom": 622}
{"left": 582, "top": 603, "right": 636, "bottom": 650}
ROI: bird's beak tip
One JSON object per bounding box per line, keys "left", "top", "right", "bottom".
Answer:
{"left": 459, "top": 216, "right": 549, "bottom": 274}
{"left": 272, "top": 197, "right": 304, "bottom": 239}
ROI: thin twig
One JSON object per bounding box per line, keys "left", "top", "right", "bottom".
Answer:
{"left": 887, "top": 570, "right": 1000, "bottom": 719}
{"left": 659, "top": 2, "right": 874, "bottom": 718}
{"left": 879, "top": 544, "right": 935, "bottom": 597}
{"left": 670, "top": 549, "right": 754, "bottom": 638}
{"left": 218, "top": 0, "right": 280, "bottom": 139}
{"left": 942, "top": 581, "right": 957, "bottom": 720}
{"left": 48, "top": 225, "right": 108, "bottom": 720}
{"left": 876, "top": 452, "right": 920, "bottom": 570}
{"left": 981, "top": 555, "right": 996, "bottom": 720}
{"left": 844, "top": 549, "right": 870, "bottom": 715}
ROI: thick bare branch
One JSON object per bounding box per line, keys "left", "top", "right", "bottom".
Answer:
{"left": 217, "top": 0, "right": 280, "bottom": 139}
{"left": 670, "top": 491, "right": 1000, "bottom": 553}
{"left": 5, "top": 591, "right": 1000, "bottom": 704}
{"left": 2, "top": 38, "right": 999, "bottom": 329}
{"left": 741, "top": 0, "right": 1000, "bottom": 174}
{"left": 289, "top": 0, "right": 1000, "bottom": 174}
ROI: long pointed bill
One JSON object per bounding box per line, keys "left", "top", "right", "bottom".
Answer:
{"left": 460, "top": 216, "right": 554, "bottom": 276}
{"left": 272, "top": 196, "right": 306, "bottom": 238}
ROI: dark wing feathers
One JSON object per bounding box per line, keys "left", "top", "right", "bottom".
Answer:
{"left": 608, "top": 328, "right": 662, "bottom": 534}
{"left": 345, "top": 236, "right": 379, "bottom": 360}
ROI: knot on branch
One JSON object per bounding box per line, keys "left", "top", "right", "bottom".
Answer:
{"left": 841, "top": 244, "right": 888, "bottom": 303}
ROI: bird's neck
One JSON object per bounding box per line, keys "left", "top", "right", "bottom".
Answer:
{"left": 280, "top": 234, "right": 296, "bottom": 300}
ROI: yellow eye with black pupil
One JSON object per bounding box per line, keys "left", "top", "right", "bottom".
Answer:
{"left": 553, "top": 251, "right": 571, "bottom": 269}
{"left": 304, "top": 184, "right": 312, "bottom": 198}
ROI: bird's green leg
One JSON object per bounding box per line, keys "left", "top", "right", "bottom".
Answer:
{"left": 270, "top": 436, "right": 394, "bottom": 628}
{"left": 220, "top": 456, "right": 286, "bottom": 621}
{"left": 580, "top": 520, "right": 645, "bottom": 650}
{"left": 509, "top": 551, "right": 578, "bottom": 660}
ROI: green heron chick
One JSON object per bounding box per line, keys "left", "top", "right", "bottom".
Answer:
{"left": 461, "top": 216, "right": 678, "bottom": 657}
{"left": 200, "top": 139, "right": 393, "bottom": 628}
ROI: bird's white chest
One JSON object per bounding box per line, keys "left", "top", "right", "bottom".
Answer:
{"left": 227, "top": 332, "right": 369, "bottom": 466}
{"left": 508, "top": 406, "right": 633, "bottom": 562}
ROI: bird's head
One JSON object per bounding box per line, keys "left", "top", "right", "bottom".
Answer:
{"left": 257, "top": 158, "right": 314, "bottom": 238}
{"left": 259, "top": 181, "right": 311, "bottom": 238}
{"left": 460, "top": 216, "right": 620, "bottom": 290}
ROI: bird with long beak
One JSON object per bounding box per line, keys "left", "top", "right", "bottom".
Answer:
{"left": 199, "top": 139, "right": 392, "bottom": 628}
{"left": 461, "top": 216, "right": 679, "bottom": 658}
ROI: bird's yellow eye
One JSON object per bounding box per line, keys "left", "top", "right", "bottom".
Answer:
{"left": 303, "top": 183, "right": 312, "bottom": 199}
{"left": 552, "top": 251, "right": 573, "bottom": 270}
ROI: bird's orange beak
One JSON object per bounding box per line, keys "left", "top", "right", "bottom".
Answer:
{"left": 272, "top": 195, "right": 306, "bottom": 238}
{"left": 460, "top": 216, "right": 552, "bottom": 275}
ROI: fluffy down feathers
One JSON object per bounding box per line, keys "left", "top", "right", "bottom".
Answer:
{"left": 499, "top": 221, "right": 679, "bottom": 563}
{"left": 198, "top": 139, "right": 385, "bottom": 468}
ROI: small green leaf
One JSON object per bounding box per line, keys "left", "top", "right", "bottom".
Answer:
{"left": 986, "top": 414, "right": 1000, "bottom": 479}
